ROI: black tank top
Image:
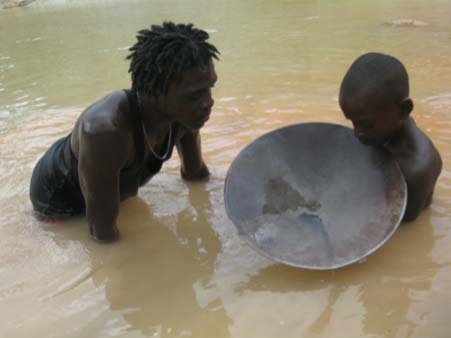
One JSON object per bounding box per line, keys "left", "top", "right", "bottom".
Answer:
{"left": 119, "top": 89, "right": 179, "bottom": 198}
{"left": 64, "top": 89, "right": 179, "bottom": 201}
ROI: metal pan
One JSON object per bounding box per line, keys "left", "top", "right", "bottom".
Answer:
{"left": 224, "top": 122, "right": 406, "bottom": 270}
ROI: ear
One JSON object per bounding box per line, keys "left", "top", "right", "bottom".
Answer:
{"left": 399, "top": 98, "right": 413, "bottom": 118}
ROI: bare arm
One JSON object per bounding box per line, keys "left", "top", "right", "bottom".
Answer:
{"left": 78, "top": 125, "right": 129, "bottom": 242}
{"left": 401, "top": 154, "right": 442, "bottom": 222}
{"left": 176, "top": 129, "right": 210, "bottom": 180}
{"left": 402, "top": 174, "right": 431, "bottom": 222}
{"left": 386, "top": 120, "right": 442, "bottom": 222}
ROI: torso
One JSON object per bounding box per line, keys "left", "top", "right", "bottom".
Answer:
{"left": 69, "top": 89, "right": 186, "bottom": 200}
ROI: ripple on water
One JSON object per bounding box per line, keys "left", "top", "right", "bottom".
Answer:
{"left": 388, "top": 19, "right": 429, "bottom": 27}
{"left": 0, "top": 109, "right": 10, "bottom": 119}
{"left": 422, "top": 92, "right": 451, "bottom": 116}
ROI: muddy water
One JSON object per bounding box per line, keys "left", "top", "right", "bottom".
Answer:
{"left": 1, "top": 0, "right": 451, "bottom": 337}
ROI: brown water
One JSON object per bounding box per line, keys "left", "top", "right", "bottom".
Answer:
{"left": 1, "top": 0, "right": 451, "bottom": 337}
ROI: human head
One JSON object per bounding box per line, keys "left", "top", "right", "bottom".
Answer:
{"left": 127, "top": 22, "right": 219, "bottom": 130}
{"left": 127, "top": 21, "right": 219, "bottom": 98}
{"left": 339, "top": 52, "right": 413, "bottom": 145}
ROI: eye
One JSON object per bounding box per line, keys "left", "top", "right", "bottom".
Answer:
{"left": 356, "top": 120, "right": 374, "bottom": 130}
{"left": 188, "top": 91, "right": 203, "bottom": 101}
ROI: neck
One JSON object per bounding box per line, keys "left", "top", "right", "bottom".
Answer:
{"left": 137, "top": 92, "right": 172, "bottom": 137}
{"left": 384, "top": 117, "right": 416, "bottom": 154}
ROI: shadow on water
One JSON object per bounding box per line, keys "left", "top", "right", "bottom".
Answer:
{"left": 237, "top": 207, "right": 444, "bottom": 338}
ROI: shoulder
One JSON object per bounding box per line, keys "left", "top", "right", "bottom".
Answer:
{"left": 76, "top": 90, "right": 134, "bottom": 165}
{"left": 79, "top": 90, "right": 131, "bottom": 135}
{"left": 402, "top": 121, "right": 442, "bottom": 186}
{"left": 397, "top": 120, "right": 442, "bottom": 221}
{"left": 413, "top": 122, "right": 442, "bottom": 178}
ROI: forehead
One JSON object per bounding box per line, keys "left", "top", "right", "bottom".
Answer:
{"left": 170, "top": 62, "right": 217, "bottom": 94}
{"left": 340, "top": 90, "right": 394, "bottom": 118}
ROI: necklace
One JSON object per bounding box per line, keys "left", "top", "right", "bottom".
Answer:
{"left": 141, "top": 123, "right": 172, "bottom": 161}
{"left": 137, "top": 92, "right": 173, "bottom": 161}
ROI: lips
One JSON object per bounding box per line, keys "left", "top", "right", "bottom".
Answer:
{"left": 196, "top": 113, "right": 210, "bottom": 125}
{"left": 200, "top": 114, "right": 210, "bottom": 123}
{"left": 188, "top": 114, "right": 210, "bottom": 130}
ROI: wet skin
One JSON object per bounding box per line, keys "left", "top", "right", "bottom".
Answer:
{"left": 339, "top": 92, "right": 442, "bottom": 222}
{"left": 70, "top": 62, "right": 217, "bottom": 242}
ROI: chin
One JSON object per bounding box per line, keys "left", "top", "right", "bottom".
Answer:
{"left": 363, "top": 139, "right": 386, "bottom": 147}
{"left": 184, "top": 122, "right": 204, "bottom": 132}
{"left": 356, "top": 134, "right": 384, "bottom": 146}
{"left": 189, "top": 119, "right": 208, "bottom": 131}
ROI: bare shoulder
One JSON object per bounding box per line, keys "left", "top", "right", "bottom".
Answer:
{"left": 78, "top": 90, "right": 131, "bottom": 135}
{"left": 411, "top": 123, "right": 442, "bottom": 181}
{"left": 73, "top": 90, "right": 134, "bottom": 163}
{"left": 397, "top": 120, "right": 442, "bottom": 221}
{"left": 396, "top": 121, "right": 442, "bottom": 204}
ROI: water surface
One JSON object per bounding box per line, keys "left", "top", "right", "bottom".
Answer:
{"left": 1, "top": 1, "right": 451, "bottom": 337}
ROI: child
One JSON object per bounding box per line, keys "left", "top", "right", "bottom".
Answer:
{"left": 339, "top": 52, "right": 442, "bottom": 221}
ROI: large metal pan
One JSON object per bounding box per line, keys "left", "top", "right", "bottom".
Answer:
{"left": 224, "top": 122, "right": 406, "bottom": 270}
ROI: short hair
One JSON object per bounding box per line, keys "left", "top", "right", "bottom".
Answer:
{"left": 126, "top": 21, "right": 220, "bottom": 97}
{"left": 339, "top": 53, "right": 409, "bottom": 103}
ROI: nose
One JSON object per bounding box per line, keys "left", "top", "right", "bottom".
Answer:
{"left": 352, "top": 123, "right": 365, "bottom": 137}
{"left": 201, "top": 89, "right": 214, "bottom": 111}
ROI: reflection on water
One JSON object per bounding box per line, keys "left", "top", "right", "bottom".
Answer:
{"left": 238, "top": 209, "right": 444, "bottom": 338}
{"left": 92, "top": 185, "right": 231, "bottom": 337}
{"left": 1, "top": 0, "right": 451, "bottom": 337}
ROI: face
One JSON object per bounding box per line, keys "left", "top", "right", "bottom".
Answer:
{"left": 159, "top": 61, "right": 217, "bottom": 131}
{"left": 339, "top": 91, "right": 406, "bottom": 146}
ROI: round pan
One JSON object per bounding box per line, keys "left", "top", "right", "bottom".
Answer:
{"left": 224, "top": 122, "right": 407, "bottom": 270}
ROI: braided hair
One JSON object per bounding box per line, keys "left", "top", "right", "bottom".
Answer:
{"left": 127, "top": 21, "right": 220, "bottom": 97}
